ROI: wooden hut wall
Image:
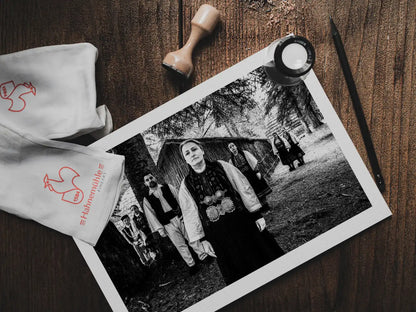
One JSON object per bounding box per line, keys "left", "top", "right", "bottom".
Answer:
{"left": 157, "top": 138, "right": 278, "bottom": 189}
{"left": 246, "top": 140, "right": 279, "bottom": 179}
{"left": 157, "top": 143, "right": 189, "bottom": 189}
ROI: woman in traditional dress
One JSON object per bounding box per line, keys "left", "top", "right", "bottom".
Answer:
{"left": 178, "top": 139, "right": 284, "bottom": 285}
{"left": 271, "top": 132, "right": 296, "bottom": 171}
{"left": 227, "top": 142, "right": 272, "bottom": 213}
{"left": 284, "top": 131, "right": 305, "bottom": 166}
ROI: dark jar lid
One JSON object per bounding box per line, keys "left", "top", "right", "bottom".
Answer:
{"left": 273, "top": 36, "right": 315, "bottom": 78}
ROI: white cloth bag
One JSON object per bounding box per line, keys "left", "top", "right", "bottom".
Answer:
{"left": 0, "top": 43, "right": 110, "bottom": 139}
{"left": 0, "top": 43, "right": 125, "bottom": 245}
{"left": 0, "top": 122, "right": 125, "bottom": 245}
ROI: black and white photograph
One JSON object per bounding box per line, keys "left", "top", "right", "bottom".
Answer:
{"left": 86, "top": 59, "right": 389, "bottom": 312}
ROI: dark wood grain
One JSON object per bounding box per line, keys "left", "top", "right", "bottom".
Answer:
{"left": 1, "top": 0, "right": 415, "bottom": 311}
{"left": 0, "top": 0, "right": 180, "bottom": 129}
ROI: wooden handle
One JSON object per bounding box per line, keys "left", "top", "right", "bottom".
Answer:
{"left": 162, "top": 4, "right": 220, "bottom": 78}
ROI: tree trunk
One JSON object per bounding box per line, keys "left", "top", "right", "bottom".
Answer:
{"left": 287, "top": 87, "right": 312, "bottom": 134}
{"left": 224, "top": 121, "right": 241, "bottom": 136}
{"left": 293, "top": 101, "right": 312, "bottom": 133}
{"left": 95, "top": 222, "right": 149, "bottom": 300}
{"left": 307, "top": 108, "right": 324, "bottom": 128}
{"left": 304, "top": 93, "right": 323, "bottom": 128}
{"left": 114, "top": 134, "right": 160, "bottom": 202}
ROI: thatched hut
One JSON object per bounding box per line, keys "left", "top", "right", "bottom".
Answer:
{"left": 156, "top": 137, "right": 278, "bottom": 189}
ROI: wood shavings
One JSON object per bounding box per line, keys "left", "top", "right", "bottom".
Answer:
{"left": 266, "top": 0, "right": 297, "bottom": 27}
{"left": 242, "top": 0, "right": 301, "bottom": 28}
{"left": 243, "top": 0, "right": 275, "bottom": 12}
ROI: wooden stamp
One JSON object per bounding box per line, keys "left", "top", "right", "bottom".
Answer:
{"left": 162, "top": 4, "right": 220, "bottom": 78}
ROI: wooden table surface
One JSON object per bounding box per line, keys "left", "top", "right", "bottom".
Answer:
{"left": 1, "top": 0, "right": 415, "bottom": 311}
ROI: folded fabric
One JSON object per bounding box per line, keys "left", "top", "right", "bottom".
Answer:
{"left": 0, "top": 43, "right": 108, "bottom": 139}
{"left": 0, "top": 121, "right": 125, "bottom": 245}
{"left": 90, "top": 105, "right": 114, "bottom": 140}
{"left": 0, "top": 43, "right": 124, "bottom": 245}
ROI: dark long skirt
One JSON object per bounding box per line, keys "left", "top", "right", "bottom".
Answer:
{"left": 277, "top": 146, "right": 295, "bottom": 165}
{"left": 289, "top": 143, "right": 305, "bottom": 159}
{"left": 237, "top": 165, "right": 272, "bottom": 199}
{"left": 274, "top": 139, "right": 296, "bottom": 165}
{"left": 205, "top": 209, "right": 285, "bottom": 285}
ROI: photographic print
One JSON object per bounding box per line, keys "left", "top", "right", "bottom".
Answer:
{"left": 75, "top": 44, "right": 391, "bottom": 312}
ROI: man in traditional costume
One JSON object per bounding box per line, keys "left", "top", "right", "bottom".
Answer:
{"left": 178, "top": 139, "right": 285, "bottom": 285}
{"left": 142, "top": 173, "right": 213, "bottom": 274}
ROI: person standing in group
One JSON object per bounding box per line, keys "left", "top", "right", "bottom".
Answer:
{"left": 178, "top": 139, "right": 285, "bottom": 285}
{"left": 120, "top": 214, "right": 156, "bottom": 266}
{"left": 131, "top": 204, "right": 150, "bottom": 236}
{"left": 228, "top": 142, "right": 272, "bottom": 213}
{"left": 284, "top": 131, "right": 305, "bottom": 166}
{"left": 271, "top": 132, "right": 296, "bottom": 172}
{"left": 130, "top": 204, "right": 162, "bottom": 260}
{"left": 142, "top": 173, "right": 214, "bottom": 275}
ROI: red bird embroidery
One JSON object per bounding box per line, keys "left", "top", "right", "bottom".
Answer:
{"left": 44, "top": 167, "right": 84, "bottom": 205}
{"left": 0, "top": 80, "right": 36, "bottom": 112}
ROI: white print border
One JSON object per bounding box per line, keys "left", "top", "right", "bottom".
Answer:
{"left": 74, "top": 43, "right": 392, "bottom": 312}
